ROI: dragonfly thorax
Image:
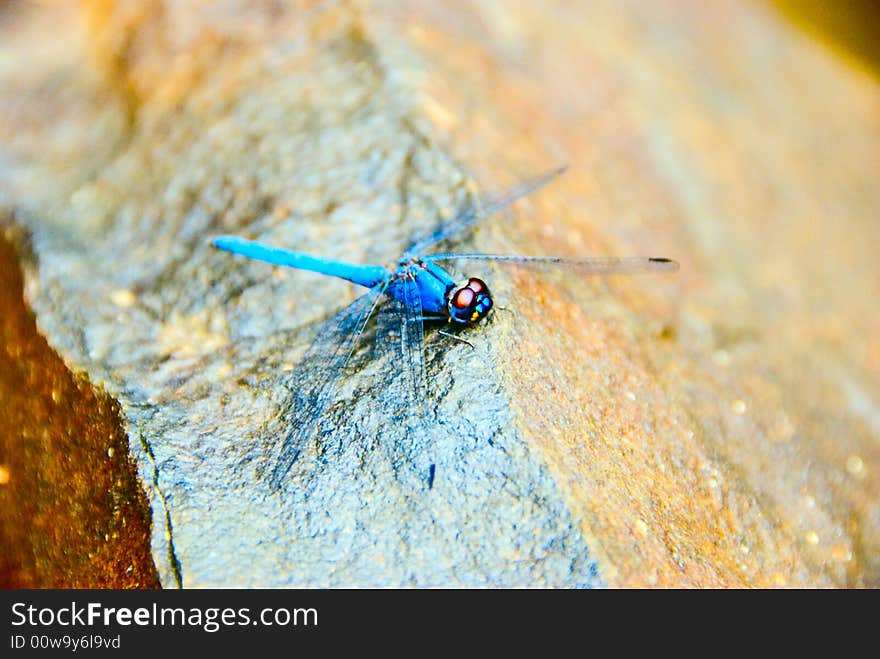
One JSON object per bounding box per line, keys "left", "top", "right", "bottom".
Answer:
{"left": 447, "top": 277, "right": 493, "bottom": 325}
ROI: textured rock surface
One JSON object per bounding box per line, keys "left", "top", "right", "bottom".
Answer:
{"left": 1, "top": 0, "right": 878, "bottom": 587}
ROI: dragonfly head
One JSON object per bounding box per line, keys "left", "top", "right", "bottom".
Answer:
{"left": 447, "top": 277, "right": 493, "bottom": 325}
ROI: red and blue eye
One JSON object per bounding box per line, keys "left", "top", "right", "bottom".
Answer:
{"left": 447, "top": 277, "right": 493, "bottom": 325}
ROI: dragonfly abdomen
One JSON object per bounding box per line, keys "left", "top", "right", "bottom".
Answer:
{"left": 212, "top": 236, "right": 389, "bottom": 289}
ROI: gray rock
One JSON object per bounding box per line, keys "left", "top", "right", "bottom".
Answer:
{"left": 4, "top": 7, "right": 600, "bottom": 587}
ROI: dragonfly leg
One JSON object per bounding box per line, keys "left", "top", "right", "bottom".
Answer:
{"left": 439, "top": 328, "right": 475, "bottom": 349}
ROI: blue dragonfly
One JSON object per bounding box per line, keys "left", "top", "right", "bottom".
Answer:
{"left": 212, "top": 167, "right": 678, "bottom": 489}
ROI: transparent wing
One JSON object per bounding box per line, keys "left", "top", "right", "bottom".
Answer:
{"left": 398, "top": 276, "right": 429, "bottom": 419}
{"left": 269, "top": 279, "right": 389, "bottom": 489}
{"left": 422, "top": 253, "right": 679, "bottom": 274}
{"left": 373, "top": 276, "right": 434, "bottom": 486}
{"left": 404, "top": 166, "right": 567, "bottom": 256}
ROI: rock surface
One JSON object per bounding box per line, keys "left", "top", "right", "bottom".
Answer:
{"left": 0, "top": 230, "right": 159, "bottom": 588}
{"left": 1, "top": 0, "right": 878, "bottom": 587}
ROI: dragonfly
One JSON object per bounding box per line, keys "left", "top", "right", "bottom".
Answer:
{"left": 212, "top": 167, "right": 678, "bottom": 489}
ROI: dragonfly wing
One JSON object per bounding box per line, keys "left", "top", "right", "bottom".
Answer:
{"left": 398, "top": 276, "right": 429, "bottom": 417}
{"left": 374, "top": 276, "right": 433, "bottom": 484}
{"left": 269, "top": 279, "right": 388, "bottom": 489}
{"left": 405, "top": 166, "right": 567, "bottom": 256}
{"left": 422, "top": 253, "right": 679, "bottom": 274}
{"left": 478, "top": 166, "right": 569, "bottom": 218}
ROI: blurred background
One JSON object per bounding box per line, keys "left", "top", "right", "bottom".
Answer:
{"left": 769, "top": 0, "right": 880, "bottom": 78}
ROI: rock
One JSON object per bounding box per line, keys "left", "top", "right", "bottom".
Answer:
{"left": 1, "top": 0, "right": 877, "bottom": 587}
{"left": 0, "top": 228, "right": 158, "bottom": 588}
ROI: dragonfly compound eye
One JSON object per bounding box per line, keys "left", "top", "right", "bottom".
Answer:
{"left": 447, "top": 277, "right": 493, "bottom": 325}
